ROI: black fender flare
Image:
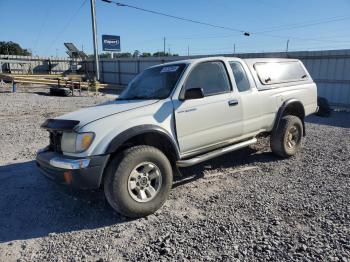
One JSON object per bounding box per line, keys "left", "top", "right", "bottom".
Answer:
{"left": 273, "top": 99, "right": 306, "bottom": 136}
{"left": 105, "top": 125, "right": 181, "bottom": 159}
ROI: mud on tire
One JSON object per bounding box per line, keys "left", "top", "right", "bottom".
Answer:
{"left": 270, "top": 115, "right": 303, "bottom": 158}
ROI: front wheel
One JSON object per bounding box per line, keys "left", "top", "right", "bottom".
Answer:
{"left": 104, "top": 145, "right": 173, "bottom": 218}
{"left": 270, "top": 115, "right": 303, "bottom": 158}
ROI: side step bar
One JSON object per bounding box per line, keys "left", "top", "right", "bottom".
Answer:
{"left": 176, "top": 138, "right": 257, "bottom": 167}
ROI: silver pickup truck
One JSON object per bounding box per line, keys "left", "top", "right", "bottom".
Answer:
{"left": 36, "top": 56, "right": 318, "bottom": 217}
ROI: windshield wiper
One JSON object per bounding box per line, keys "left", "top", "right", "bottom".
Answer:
{"left": 127, "top": 96, "right": 150, "bottom": 100}
{"left": 117, "top": 95, "right": 161, "bottom": 100}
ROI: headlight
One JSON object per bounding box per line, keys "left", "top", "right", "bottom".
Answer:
{"left": 61, "top": 132, "right": 95, "bottom": 153}
{"left": 76, "top": 132, "right": 95, "bottom": 152}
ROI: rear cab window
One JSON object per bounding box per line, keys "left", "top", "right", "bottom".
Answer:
{"left": 254, "top": 61, "right": 308, "bottom": 85}
{"left": 229, "top": 62, "right": 251, "bottom": 92}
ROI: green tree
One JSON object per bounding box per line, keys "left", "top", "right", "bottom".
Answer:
{"left": 141, "top": 52, "right": 151, "bottom": 57}
{"left": 152, "top": 51, "right": 169, "bottom": 57}
{"left": 115, "top": 52, "right": 132, "bottom": 58}
{"left": 88, "top": 52, "right": 132, "bottom": 59}
{"left": 133, "top": 50, "right": 140, "bottom": 57}
{"left": 98, "top": 53, "right": 111, "bottom": 58}
{"left": 152, "top": 52, "right": 179, "bottom": 57}
{"left": 0, "top": 41, "right": 31, "bottom": 56}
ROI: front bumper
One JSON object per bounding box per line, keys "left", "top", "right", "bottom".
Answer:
{"left": 36, "top": 150, "right": 110, "bottom": 189}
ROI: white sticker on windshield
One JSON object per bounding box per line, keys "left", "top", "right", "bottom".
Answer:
{"left": 160, "top": 66, "right": 179, "bottom": 73}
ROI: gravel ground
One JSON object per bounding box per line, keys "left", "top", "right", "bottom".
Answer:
{"left": 0, "top": 86, "right": 113, "bottom": 165}
{"left": 0, "top": 87, "right": 349, "bottom": 262}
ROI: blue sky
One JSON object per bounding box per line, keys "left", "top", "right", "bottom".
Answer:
{"left": 1, "top": 0, "right": 350, "bottom": 57}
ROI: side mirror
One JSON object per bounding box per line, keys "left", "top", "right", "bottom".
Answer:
{"left": 183, "top": 87, "right": 204, "bottom": 100}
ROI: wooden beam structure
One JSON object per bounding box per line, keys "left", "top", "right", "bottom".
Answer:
{"left": 0, "top": 73, "right": 123, "bottom": 91}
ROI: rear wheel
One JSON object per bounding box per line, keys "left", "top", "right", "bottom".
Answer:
{"left": 104, "top": 145, "right": 173, "bottom": 218}
{"left": 270, "top": 115, "right": 303, "bottom": 158}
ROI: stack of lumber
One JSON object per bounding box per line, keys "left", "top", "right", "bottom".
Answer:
{"left": 0, "top": 73, "right": 123, "bottom": 91}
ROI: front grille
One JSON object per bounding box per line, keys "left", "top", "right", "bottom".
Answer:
{"left": 49, "top": 131, "right": 62, "bottom": 152}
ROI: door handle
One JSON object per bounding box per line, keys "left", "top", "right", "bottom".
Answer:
{"left": 228, "top": 99, "right": 239, "bottom": 106}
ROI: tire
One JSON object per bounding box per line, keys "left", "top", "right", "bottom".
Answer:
{"left": 316, "top": 97, "right": 331, "bottom": 117}
{"left": 49, "top": 87, "right": 72, "bottom": 96}
{"left": 270, "top": 115, "right": 303, "bottom": 158}
{"left": 104, "top": 145, "right": 173, "bottom": 218}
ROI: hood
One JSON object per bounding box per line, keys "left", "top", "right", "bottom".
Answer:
{"left": 56, "top": 99, "right": 158, "bottom": 130}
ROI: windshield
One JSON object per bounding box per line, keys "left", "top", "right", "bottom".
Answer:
{"left": 119, "top": 63, "right": 187, "bottom": 100}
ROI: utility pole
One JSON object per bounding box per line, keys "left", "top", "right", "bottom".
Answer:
{"left": 234, "top": 44, "right": 236, "bottom": 54}
{"left": 187, "top": 45, "right": 190, "bottom": 56}
{"left": 286, "top": 39, "right": 290, "bottom": 53}
{"left": 90, "top": 0, "right": 100, "bottom": 81}
{"left": 163, "top": 37, "right": 166, "bottom": 55}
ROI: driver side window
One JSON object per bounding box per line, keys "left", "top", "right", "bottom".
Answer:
{"left": 185, "top": 61, "right": 231, "bottom": 96}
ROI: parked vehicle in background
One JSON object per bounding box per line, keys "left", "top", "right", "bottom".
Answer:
{"left": 36, "top": 57, "right": 318, "bottom": 217}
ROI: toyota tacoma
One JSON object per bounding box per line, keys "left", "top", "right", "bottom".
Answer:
{"left": 36, "top": 57, "right": 318, "bottom": 217}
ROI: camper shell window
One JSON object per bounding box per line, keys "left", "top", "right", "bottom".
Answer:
{"left": 254, "top": 61, "right": 308, "bottom": 85}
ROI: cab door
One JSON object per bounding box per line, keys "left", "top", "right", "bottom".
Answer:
{"left": 228, "top": 61, "right": 262, "bottom": 134}
{"left": 174, "top": 61, "right": 243, "bottom": 154}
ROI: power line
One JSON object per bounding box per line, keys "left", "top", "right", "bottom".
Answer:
{"left": 168, "top": 33, "right": 350, "bottom": 44}
{"left": 257, "top": 32, "right": 350, "bottom": 44}
{"left": 44, "top": 0, "right": 88, "bottom": 55}
{"left": 127, "top": 32, "right": 350, "bottom": 51}
{"left": 286, "top": 41, "right": 350, "bottom": 49}
{"left": 100, "top": 0, "right": 350, "bottom": 55}
{"left": 129, "top": 27, "right": 350, "bottom": 44}
{"left": 255, "top": 15, "right": 350, "bottom": 34}
{"left": 100, "top": 0, "right": 350, "bottom": 44}
{"left": 101, "top": 0, "right": 250, "bottom": 35}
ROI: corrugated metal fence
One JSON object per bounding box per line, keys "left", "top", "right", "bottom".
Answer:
{"left": 2, "top": 50, "right": 350, "bottom": 107}
{"left": 0, "top": 55, "right": 78, "bottom": 74}
{"left": 84, "top": 49, "right": 350, "bottom": 107}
